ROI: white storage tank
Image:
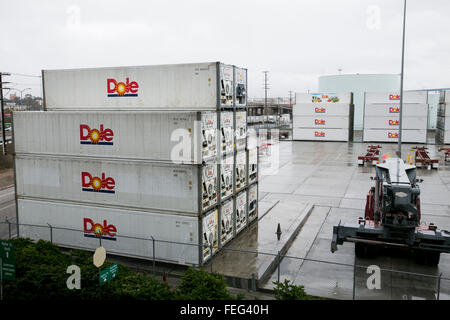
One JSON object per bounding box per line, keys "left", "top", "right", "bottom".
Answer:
{"left": 42, "top": 62, "right": 248, "bottom": 111}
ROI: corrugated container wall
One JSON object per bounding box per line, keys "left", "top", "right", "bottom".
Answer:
{"left": 43, "top": 62, "right": 238, "bottom": 111}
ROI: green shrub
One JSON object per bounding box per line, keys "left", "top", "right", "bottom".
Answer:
{"left": 177, "top": 267, "right": 235, "bottom": 300}
{"left": 273, "top": 279, "right": 311, "bottom": 300}
{"left": 1, "top": 238, "right": 238, "bottom": 301}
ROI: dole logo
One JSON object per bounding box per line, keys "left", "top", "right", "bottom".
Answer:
{"left": 80, "top": 124, "right": 114, "bottom": 145}
{"left": 107, "top": 77, "right": 139, "bottom": 97}
{"left": 315, "top": 107, "right": 326, "bottom": 113}
{"left": 315, "top": 119, "right": 325, "bottom": 125}
{"left": 81, "top": 172, "right": 115, "bottom": 193}
{"left": 388, "top": 132, "right": 399, "bottom": 138}
{"left": 315, "top": 131, "right": 325, "bottom": 137}
{"left": 389, "top": 107, "right": 400, "bottom": 113}
{"left": 389, "top": 94, "right": 400, "bottom": 100}
{"left": 389, "top": 120, "right": 399, "bottom": 126}
{"left": 83, "top": 218, "right": 117, "bottom": 240}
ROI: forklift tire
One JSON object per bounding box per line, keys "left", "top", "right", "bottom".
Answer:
{"left": 425, "top": 251, "right": 440, "bottom": 266}
{"left": 413, "top": 250, "right": 426, "bottom": 265}
{"left": 355, "top": 242, "right": 367, "bottom": 258}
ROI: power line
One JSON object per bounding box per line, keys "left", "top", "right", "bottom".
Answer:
{"left": 9, "top": 73, "right": 41, "bottom": 78}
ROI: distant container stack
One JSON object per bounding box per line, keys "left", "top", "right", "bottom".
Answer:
{"left": 293, "top": 92, "right": 354, "bottom": 141}
{"left": 13, "top": 62, "right": 257, "bottom": 266}
{"left": 436, "top": 90, "right": 450, "bottom": 144}
{"left": 363, "top": 91, "right": 428, "bottom": 143}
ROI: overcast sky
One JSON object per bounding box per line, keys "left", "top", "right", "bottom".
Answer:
{"left": 1, "top": 0, "right": 449, "bottom": 98}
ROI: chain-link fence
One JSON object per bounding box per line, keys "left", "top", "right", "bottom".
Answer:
{"left": 1, "top": 220, "right": 449, "bottom": 300}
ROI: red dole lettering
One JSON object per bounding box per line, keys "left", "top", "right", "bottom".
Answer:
{"left": 107, "top": 77, "right": 139, "bottom": 97}
{"left": 81, "top": 172, "right": 115, "bottom": 193}
{"left": 83, "top": 218, "right": 117, "bottom": 240}
{"left": 80, "top": 124, "right": 114, "bottom": 145}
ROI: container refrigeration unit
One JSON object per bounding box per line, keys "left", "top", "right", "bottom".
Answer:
{"left": 219, "top": 198, "right": 234, "bottom": 247}
{"left": 436, "top": 90, "right": 450, "bottom": 144}
{"left": 234, "top": 189, "right": 248, "bottom": 235}
{"left": 293, "top": 92, "right": 354, "bottom": 141}
{"left": 363, "top": 91, "right": 428, "bottom": 143}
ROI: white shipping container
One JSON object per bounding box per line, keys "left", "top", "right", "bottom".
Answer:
{"left": 248, "top": 183, "right": 258, "bottom": 223}
{"left": 220, "top": 155, "right": 234, "bottom": 201}
{"left": 248, "top": 148, "right": 258, "bottom": 185}
{"left": 43, "top": 62, "right": 238, "bottom": 111}
{"left": 293, "top": 128, "right": 350, "bottom": 141}
{"left": 220, "top": 111, "right": 234, "bottom": 157}
{"left": 235, "top": 150, "right": 247, "bottom": 192}
{"left": 293, "top": 103, "right": 350, "bottom": 117}
{"left": 15, "top": 155, "right": 218, "bottom": 214}
{"left": 14, "top": 111, "right": 218, "bottom": 164}
{"left": 235, "top": 111, "right": 247, "bottom": 151}
{"left": 293, "top": 115, "right": 349, "bottom": 129}
{"left": 365, "top": 91, "right": 427, "bottom": 104}
{"left": 437, "top": 116, "right": 450, "bottom": 131}
{"left": 436, "top": 129, "right": 450, "bottom": 144}
{"left": 234, "top": 67, "right": 247, "bottom": 107}
{"left": 17, "top": 198, "right": 219, "bottom": 264}
{"left": 235, "top": 190, "right": 248, "bottom": 235}
{"left": 363, "top": 129, "right": 426, "bottom": 143}
{"left": 295, "top": 92, "right": 352, "bottom": 104}
{"left": 440, "top": 90, "right": 450, "bottom": 104}
{"left": 219, "top": 198, "right": 234, "bottom": 246}
{"left": 364, "top": 116, "right": 427, "bottom": 130}
{"left": 438, "top": 103, "right": 450, "bottom": 117}
{"left": 364, "top": 103, "right": 428, "bottom": 118}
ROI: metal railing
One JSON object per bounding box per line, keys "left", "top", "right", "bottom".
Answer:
{"left": 1, "top": 220, "right": 449, "bottom": 300}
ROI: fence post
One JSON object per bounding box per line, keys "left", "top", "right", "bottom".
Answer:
{"left": 277, "top": 251, "right": 281, "bottom": 283}
{"left": 47, "top": 223, "right": 52, "bottom": 243}
{"left": 437, "top": 273, "right": 442, "bottom": 300}
{"left": 352, "top": 262, "right": 356, "bottom": 300}
{"left": 251, "top": 273, "right": 256, "bottom": 292}
{"left": 210, "top": 244, "right": 213, "bottom": 273}
{"left": 5, "top": 218, "right": 11, "bottom": 239}
{"left": 151, "top": 236, "right": 155, "bottom": 277}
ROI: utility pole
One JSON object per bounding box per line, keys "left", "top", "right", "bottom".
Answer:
{"left": 0, "top": 72, "right": 11, "bottom": 156}
{"left": 262, "top": 71, "right": 269, "bottom": 117}
{"left": 398, "top": 0, "right": 407, "bottom": 159}
{"left": 288, "top": 91, "right": 293, "bottom": 107}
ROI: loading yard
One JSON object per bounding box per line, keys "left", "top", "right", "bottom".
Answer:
{"left": 216, "top": 140, "right": 450, "bottom": 300}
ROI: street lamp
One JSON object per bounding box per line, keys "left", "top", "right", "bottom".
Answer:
{"left": 16, "top": 88, "right": 31, "bottom": 110}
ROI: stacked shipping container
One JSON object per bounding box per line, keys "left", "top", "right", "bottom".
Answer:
{"left": 293, "top": 93, "right": 354, "bottom": 141}
{"left": 436, "top": 90, "right": 450, "bottom": 144}
{"left": 363, "top": 91, "right": 428, "bottom": 143}
{"left": 14, "top": 62, "right": 257, "bottom": 266}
